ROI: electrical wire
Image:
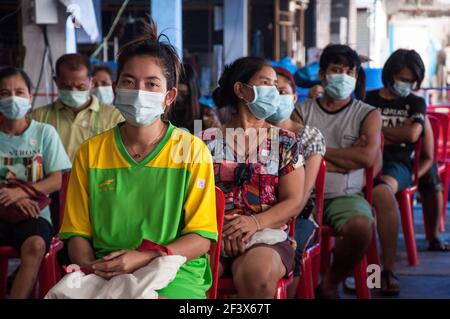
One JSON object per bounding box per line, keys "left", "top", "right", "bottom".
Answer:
{"left": 42, "top": 25, "right": 56, "bottom": 101}
{"left": 43, "top": 26, "right": 56, "bottom": 78}
{"left": 90, "top": 0, "right": 130, "bottom": 59}
{"left": 32, "top": 26, "right": 58, "bottom": 108}
{"left": 32, "top": 47, "right": 48, "bottom": 108}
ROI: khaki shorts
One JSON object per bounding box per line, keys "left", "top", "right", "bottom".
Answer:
{"left": 323, "top": 192, "right": 374, "bottom": 232}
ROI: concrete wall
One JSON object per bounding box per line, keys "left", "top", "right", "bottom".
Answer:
{"left": 390, "top": 15, "right": 450, "bottom": 87}
{"left": 356, "top": 0, "right": 389, "bottom": 68}
{"left": 316, "top": 0, "right": 332, "bottom": 48}
{"left": 21, "top": 0, "right": 67, "bottom": 108}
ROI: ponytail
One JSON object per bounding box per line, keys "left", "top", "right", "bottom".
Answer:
{"left": 355, "top": 67, "right": 366, "bottom": 100}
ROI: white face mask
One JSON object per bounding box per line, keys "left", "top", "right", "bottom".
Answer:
{"left": 0, "top": 96, "right": 32, "bottom": 120}
{"left": 114, "top": 88, "right": 166, "bottom": 127}
{"left": 392, "top": 80, "right": 413, "bottom": 98}
{"left": 59, "top": 90, "right": 91, "bottom": 109}
{"left": 243, "top": 85, "right": 280, "bottom": 120}
{"left": 92, "top": 86, "right": 114, "bottom": 105}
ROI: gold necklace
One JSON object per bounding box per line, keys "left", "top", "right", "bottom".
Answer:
{"left": 122, "top": 124, "right": 167, "bottom": 159}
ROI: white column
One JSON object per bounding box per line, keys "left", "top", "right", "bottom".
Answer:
{"left": 316, "top": 0, "right": 331, "bottom": 48}
{"left": 223, "top": 0, "right": 248, "bottom": 64}
{"left": 150, "top": 0, "right": 183, "bottom": 58}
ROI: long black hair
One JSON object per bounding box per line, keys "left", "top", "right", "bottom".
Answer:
{"left": 319, "top": 44, "right": 366, "bottom": 100}
{"left": 168, "top": 64, "right": 201, "bottom": 130}
{"left": 382, "top": 49, "right": 425, "bottom": 91}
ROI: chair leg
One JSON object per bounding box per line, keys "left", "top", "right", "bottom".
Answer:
{"left": 38, "top": 252, "right": 55, "bottom": 299}
{"left": 274, "top": 280, "right": 286, "bottom": 299}
{"left": 354, "top": 256, "right": 371, "bottom": 299}
{"left": 312, "top": 253, "right": 321, "bottom": 287}
{"left": 304, "top": 257, "right": 315, "bottom": 299}
{"left": 297, "top": 256, "right": 314, "bottom": 299}
{"left": 367, "top": 225, "right": 380, "bottom": 266}
{"left": 439, "top": 163, "right": 450, "bottom": 233}
{"left": 397, "top": 191, "right": 419, "bottom": 266}
{"left": 320, "top": 236, "right": 333, "bottom": 275}
{"left": 297, "top": 264, "right": 307, "bottom": 299}
{"left": 0, "top": 258, "right": 8, "bottom": 299}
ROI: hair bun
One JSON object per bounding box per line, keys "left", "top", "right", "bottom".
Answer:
{"left": 140, "top": 17, "right": 158, "bottom": 42}
{"left": 212, "top": 86, "right": 225, "bottom": 108}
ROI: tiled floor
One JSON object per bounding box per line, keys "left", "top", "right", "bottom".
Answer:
{"left": 341, "top": 205, "right": 450, "bottom": 299}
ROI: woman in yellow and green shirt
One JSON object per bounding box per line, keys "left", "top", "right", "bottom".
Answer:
{"left": 59, "top": 20, "right": 217, "bottom": 299}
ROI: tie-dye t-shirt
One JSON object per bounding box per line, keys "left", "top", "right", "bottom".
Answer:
{"left": 0, "top": 120, "right": 71, "bottom": 223}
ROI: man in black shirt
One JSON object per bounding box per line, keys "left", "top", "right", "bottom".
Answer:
{"left": 364, "top": 49, "right": 426, "bottom": 296}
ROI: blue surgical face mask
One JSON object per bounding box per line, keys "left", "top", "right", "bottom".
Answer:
{"left": 267, "top": 94, "right": 295, "bottom": 123}
{"left": 0, "top": 96, "right": 32, "bottom": 120}
{"left": 114, "top": 88, "right": 165, "bottom": 127}
{"left": 392, "top": 80, "right": 413, "bottom": 98}
{"left": 244, "top": 85, "right": 280, "bottom": 120}
{"left": 324, "top": 73, "right": 356, "bottom": 100}
{"left": 59, "top": 90, "right": 91, "bottom": 109}
{"left": 92, "top": 86, "right": 114, "bottom": 105}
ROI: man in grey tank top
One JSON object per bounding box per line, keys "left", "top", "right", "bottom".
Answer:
{"left": 292, "top": 45, "right": 382, "bottom": 298}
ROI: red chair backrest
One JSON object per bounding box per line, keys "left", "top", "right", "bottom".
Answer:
{"left": 412, "top": 138, "right": 423, "bottom": 188}
{"left": 427, "top": 105, "right": 450, "bottom": 160}
{"left": 427, "top": 105, "right": 450, "bottom": 112}
{"left": 364, "top": 166, "right": 375, "bottom": 205}
{"left": 427, "top": 112, "right": 449, "bottom": 164}
{"left": 365, "top": 133, "right": 384, "bottom": 204}
{"left": 208, "top": 187, "right": 225, "bottom": 299}
{"left": 57, "top": 171, "right": 71, "bottom": 231}
{"left": 288, "top": 159, "right": 326, "bottom": 235}
{"left": 314, "top": 160, "right": 327, "bottom": 238}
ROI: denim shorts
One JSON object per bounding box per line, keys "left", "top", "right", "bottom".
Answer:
{"left": 382, "top": 161, "right": 412, "bottom": 191}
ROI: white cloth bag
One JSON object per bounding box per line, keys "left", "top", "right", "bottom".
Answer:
{"left": 244, "top": 228, "right": 287, "bottom": 249}
{"left": 221, "top": 228, "right": 288, "bottom": 257}
{"left": 45, "top": 255, "right": 186, "bottom": 299}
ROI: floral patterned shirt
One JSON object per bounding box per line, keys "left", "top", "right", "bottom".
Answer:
{"left": 200, "top": 126, "right": 304, "bottom": 223}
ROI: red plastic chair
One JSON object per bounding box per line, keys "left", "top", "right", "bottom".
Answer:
{"left": 59, "top": 172, "right": 71, "bottom": 226}
{"left": 208, "top": 187, "right": 225, "bottom": 299}
{"left": 396, "top": 139, "right": 423, "bottom": 266}
{"left": 426, "top": 105, "right": 450, "bottom": 232}
{"left": 295, "top": 160, "right": 326, "bottom": 299}
{"left": 0, "top": 171, "right": 70, "bottom": 299}
{"left": 318, "top": 164, "right": 378, "bottom": 299}
{"left": 364, "top": 134, "right": 383, "bottom": 267}
{"left": 426, "top": 112, "right": 449, "bottom": 233}
{"left": 0, "top": 238, "right": 63, "bottom": 299}
{"left": 217, "top": 250, "right": 294, "bottom": 298}
{"left": 216, "top": 202, "right": 295, "bottom": 299}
